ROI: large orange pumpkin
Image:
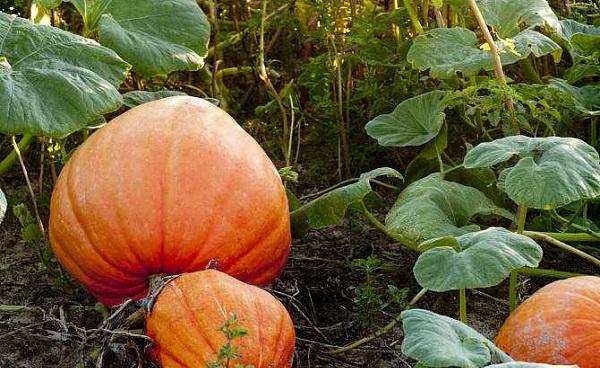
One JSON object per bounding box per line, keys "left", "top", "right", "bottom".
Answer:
{"left": 49, "top": 96, "right": 291, "bottom": 306}
{"left": 496, "top": 276, "right": 600, "bottom": 367}
{"left": 146, "top": 270, "right": 296, "bottom": 367}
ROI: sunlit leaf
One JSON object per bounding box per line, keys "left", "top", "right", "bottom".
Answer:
{"left": 407, "top": 28, "right": 560, "bottom": 79}
{"left": 290, "top": 168, "right": 402, "bottom": 237}
{"left": 414, "top": 228, "right": 542, "bottom": 291}
{"left": 385, "top": 174, "right": 513, "bottom": 244}
{"left": 0, "top": 12, "right": 128, "bottom": 137}
{"left": 401, "top": 309, "right": 511, "bottom": 367}
{"left": 365, "top": 91, "right": 452, "bottom": 147}
{"left": 477, "top": 0, "right": 560, "bottom": 38}
{"left": 464, "top": 136, "right": 600, "bottom": 209}
{"left": 69, "top": 0, "right": 210, "bottom": 77}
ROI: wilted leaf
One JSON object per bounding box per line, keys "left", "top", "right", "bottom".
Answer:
{"left": 401, "top": 309, "right": 511, "bottom": 367}
{"left": 365, "top": 91, "right": 452, "bottom": 147}
{"left": 414, "top": 228, "right": 542, "bottom": 291}
{"left": 385, "top": 174, "right": 513, "bottom": 244}
{"left": 290, "top": 168, "right": 402, "bottom": 237}
{"left": 464, "top": 136, "right": 600, "bottom": 209}
{"left": 0, "top": 12, "right": 128, "bottom": 137}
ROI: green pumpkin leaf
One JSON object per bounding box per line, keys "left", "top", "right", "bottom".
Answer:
{"left": 477, "top": 0, "right": 560, "bottom": 38}
{"left": 414, "top": 228, "right": 542, "bottom": 291}
{"left": 70, "top": 0, "right": 210, "bottom": 77}
{"left": 464, "top": 136, "right": 600, "bottom": 209}
{"left": 557, "top": 19, "right": 600, "bottom": 58}
{"left": 405, "top": 124, "right": 449, "bottom": 183}
{"left": 0, "top": 188, "right": 6, "bottom": 224}
{"left": 365, "top": 91, "right": 452, "bottom": 147}
{"left": 290, "top": 168, "right": 402, "bottom": 237}
{"left": 0, "top": 12, "right": 129, "bottom": 137}
{"left": 385, "top": 174, "right": 513, "bottom": 244}
{"left": 401, "top": 309, "right": 511, "bottom": 367}
{"left": 487, "top": 364, "right": 578, "bottom": 368}
{"left": 122, "top": 90, "right": 188, "bottom": 108}
{"left": 548, "top": 78, "right": 600, "bottom": 117}
{"left": 407, "top": 28, "right": 561, "bottom": 79}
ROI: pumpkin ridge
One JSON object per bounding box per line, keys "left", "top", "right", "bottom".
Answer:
{"left": 220, "top": 197, "right": 287, "bottom": 271}
{"left": 176, "top": 279, "right": 221, "bottom": 356}
{"left": 64, "top": 165, "right": 143, "bottom": 280}
{"left": 102, "top": 125, "right": 156, "bottom": 276}
{"left": 178, "top": 171, "right": 240, "bottom": 272}
{"left": 541, "top": 289, "right": 600, "bottom": 308}
{"left": 269, "top": 303, "right": 289, "bottom": 366}
{"left": 252, "top": 292, "right": 265, "bottom": 367}
{"left": 153, "top": 340, "right": 190, "bottom": 368}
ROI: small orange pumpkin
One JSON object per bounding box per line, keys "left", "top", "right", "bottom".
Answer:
{"left": 49, "top": 97, "right": 291, "bottom": 306}
{"left": 146, "top": 270, "right": 296, "bottom": 368}
{"left": 496, "top": 276, "right": 600, "bottom": 367}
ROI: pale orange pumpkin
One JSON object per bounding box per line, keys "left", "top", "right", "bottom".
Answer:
{"left": 146, "top": 270, "right": 296, "bottom": 368}
{"left": 49, "top": 97, "right": 291, "bottom": 306}
{"left": 496, "top": 276, "right": 600, "bottom": 367}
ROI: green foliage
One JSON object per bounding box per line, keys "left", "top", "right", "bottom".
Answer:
{"left": 12, "top": 203, "right": 56, "bottom": 273}
{"left": 350, "top": 256, "right": 408, "bottom": 326}
{"left": 0, "top": 12, "right": 129, "bottom": 137}
{"left": 415, "top": 228, "right": 542, "bottom": 291}
{"left": 464, "top": 135, "right": 600, "bottom": 209}
{"left": 290, "top": 168, "right": 401, "bottom": 237}
{"left": 207, "top": 312, "right": 254, "bottom": 368}
{"left": 121, "top": 90, "right": 188, "bottom": 108}
{"left": 385, "top": 174, "right": 513, "bottom": 244}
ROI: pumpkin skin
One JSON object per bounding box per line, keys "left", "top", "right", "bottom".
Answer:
{"left": 49, "top": 96, "right": 291, "bottom": 306}
{"left": 496, "top": 276, "right": 600, "bottom": 367}
{"left": 146, "top": 270, "right": 296, "bottom": 368}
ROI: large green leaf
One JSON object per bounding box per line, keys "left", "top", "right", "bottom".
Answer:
{"left": 464, "top": 136, "right": 600, "bottom": 209}
{"left": 477, "top": 0, "right": 560, "bottom": 38}
{"left": 0, "top": 12, "right": 128, "bottom": 137}
{"left": 70, "top": 0, "right": 210, "bottom": 77}
{"left": 548, "top": 78, "right": 600, "bottom": 117}
{"left": 407, "top": 28, "right": 561, "bottom": 79}
{"left": 385, "top": 174, "right": 513, "bottom": 244}
{"left": 414, "top": 228, "right": 542, "bottom": 291}
{"left": 122, "top": 90, "right": 187, "bottom": 108}
{"left": 290, "top": 168, "right": 402, "bottom": 237}
{"left": 401, "top": 309, "right": 511, "bottom": 367}
{"left": 35, "top": 0, "right": 63, "bottom": 8}
{"left": 365, "top": 91, "right": 452, "bottom": 147}
{"left": 557, "top": 19, "right": 600, "bottom": 57}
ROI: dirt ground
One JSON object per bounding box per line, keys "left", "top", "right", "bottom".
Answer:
{"left": 0, "top": 173, "right": 595, "bottom": 368}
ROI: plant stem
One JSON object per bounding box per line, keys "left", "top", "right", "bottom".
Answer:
{"left": 550, "top": 210, "right": 600, "bottom": 241}
{"left": 459, "top": 288, "right": 467, "bottom": 323}
{"left": 467, "top": 0, "right": 515, "bottom": 120}
{"left": 522, "top": 230, "right": 599, "bottom": 243}
{"left": 435, "top": 144, "right": 445, "bottom": 179}
{"left": 509, "top": 205, "right": 527, "bottom": 311}
{"left": 328, "top": 288, "right": 428, "bottom": 355}
{"left": 508, "top": 270, "right": 518, "bottom": 312}
{"left": 258, "top": 0, "right": 290, "bottom": 163}
{"left": 11, "top": 136, "right": 45, "bottom": 236}
{"left": 591, "top": 117, "right": 598, "bottom": 147}
{"left": 517, "top": 267, "right": 584, "bottom": 279}
{"left": 403, "top": 0, "right": 424, "bottom": 34}
{"left": 360, "top": 203, "right": 418, "bottom": 251}
{"left": 0, "top": 134, "right": 34, "bottom": 176}
{"left": 525, "top": 231, "right": 600, "bottom": 269}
